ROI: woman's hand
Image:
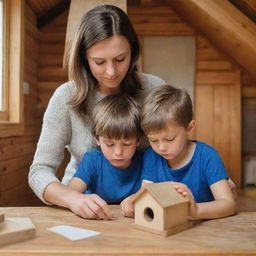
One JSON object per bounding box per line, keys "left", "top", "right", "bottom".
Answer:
{"left": 120, "top": 195, "right": 135, "bottom": 218}
{"left": 43, "top": 182, "right": 112, "bottom": 220}
{"left": 171, "top": 181, "right": 198, "bottom": 219}
{"left": 69, "top": 193, "right": 112, "bottom": 220}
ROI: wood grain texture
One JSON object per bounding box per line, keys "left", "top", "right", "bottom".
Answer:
{"left": 0, "top": 213, "right": 4, "bottom": 223}
{"left": 170, "top": 0, "right": 256, "bottom": 80}
{"left": 135, "top": 220, "right": 193, "bottom": 237}
{"left": 0, "top": 2, "right": 42, "bottom": 207}
{"left": 128, "top": 5, "right": 194, "bottom": 36}
{"left": 0, "top": 218, "right": 35, "bottom": 246}
{"left": 195, "top": 35, "right": 241, "bottom": 187}
{"left": 0, "top": 206, "right": 255, "bottom": 255}
{"left": 134, "top": 182, "right": 189, "bottom": 235}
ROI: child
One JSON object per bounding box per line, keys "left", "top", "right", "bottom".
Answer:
{"left": 68, "top": 93, "right": 143, "bottom": 220}
{"left": 139, "top": 85, "right": 236, "bottom": 220}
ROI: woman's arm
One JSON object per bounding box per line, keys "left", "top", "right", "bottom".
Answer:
{"left": 29, "top": 83, "right": 72, "bottom": 204}
{"left": 172, "top": 179, "right": 236, "bottom": 219}
{"left": 44, "top": 180, "right": 112, "bottom": 220}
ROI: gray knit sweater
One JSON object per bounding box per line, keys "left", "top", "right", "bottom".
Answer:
{"left": 29, "top": 72, "right": 165, "bottom": 203}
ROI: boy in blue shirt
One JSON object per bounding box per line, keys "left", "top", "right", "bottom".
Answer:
{"left": 68, "top": 94, "right": 143, "bottom": 220}
{"left": 138, "top": 85, "right": 235, "bottom": 219}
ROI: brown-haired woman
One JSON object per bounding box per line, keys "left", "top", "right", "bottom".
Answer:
{"left": 29, "top": 5, "right": 165, "bottom": 219}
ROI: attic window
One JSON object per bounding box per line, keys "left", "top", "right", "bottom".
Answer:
{"left": 144, "top": 207, "right": 154, "bottom": 222}
{"left": 0, "top": 0, "right": 24, "bottom": 137}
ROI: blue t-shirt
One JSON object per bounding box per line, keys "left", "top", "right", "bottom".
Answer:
{"left": 74, "top": 150, "right": 143, "bottom": 204}
{"left": 141, "top": 141, "right": 228, "bottom": 203}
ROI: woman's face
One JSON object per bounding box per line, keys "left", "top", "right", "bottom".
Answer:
{"left": 86, "top": 35, "right": 131, "bottom": 95}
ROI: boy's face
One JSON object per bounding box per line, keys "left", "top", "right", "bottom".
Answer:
{"left": 147, "top": 121, "right": 195, "bottom": 167}
{"left": 95, "top": 136, "right": 139, "bottom": 169}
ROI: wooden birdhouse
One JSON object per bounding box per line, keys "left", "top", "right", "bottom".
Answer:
{"left": 134, "top": 182, "right": 192, "bottom": 236}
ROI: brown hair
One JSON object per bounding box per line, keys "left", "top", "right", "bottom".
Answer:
{"left": 141, "top": 85, "right": 193, "bottom": 134}
{"left": 65, "top": 5, "right": 142, "bottom": 115}
{"left": 92, "top": 94, "right": 142, "bottom": 139}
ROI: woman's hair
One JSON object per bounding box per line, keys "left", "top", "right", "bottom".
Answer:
{"left": 92, "top": 93, "right": 142, "bottom": 139}
{"left": 66, "top": 5, "right": 142, "bottom": 115}
{"left": 141, "top": 85, "right": 193, "bottom": 134}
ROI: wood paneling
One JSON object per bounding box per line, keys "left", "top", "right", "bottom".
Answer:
{"left": 26, "top": 0, "right": 62, "bottom": 17}
{"left": 229, "top": 0, "right": 256, "bottom": 23}
{"left": 195, "top": 85, "right": 214, "bottom": 146}
{"left": 196, "top": 72, "right": 237, "bottom": 85}
{"left": 128, "top": 5, "right": 194, "bottom": 36}
{"left": 243, "top": 86, "right": 256, "bottom": 98}
{"left": 197, "top": 61, "right": 233, "bottom": 71}
{"left": 229, "top": 70, "right": 241, "bottom": 186}
{"left": 38, "top": 10, "right": 68, "bottom": 110}
{"left": 130, "top": 4, "right": 241, "bottom": 186}
{"left": 0, "top": 1, "right": 244, "bottom": 207}
{"left": 0, "top": 2, "right": 42, "bottom": 206}
{"left": 242, "top": 71, "right": 256, "bottom": 98}
{"left": 169, "top": 0, "right": 256, "bottom": 80}
{"left": 195, "top": 36, "right": 241, "bottom": 187}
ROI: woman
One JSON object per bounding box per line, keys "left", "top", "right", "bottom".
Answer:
{"left": 29, "top": 5, "right": 166, "bottom": 219}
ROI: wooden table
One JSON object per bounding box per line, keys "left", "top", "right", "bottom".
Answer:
{"left": 0, "top": 206, "right": 255, "bottom": 255}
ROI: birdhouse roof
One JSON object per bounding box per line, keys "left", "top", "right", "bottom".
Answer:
{"left": 134, "top": 182, "right": 188, "bottom": 208}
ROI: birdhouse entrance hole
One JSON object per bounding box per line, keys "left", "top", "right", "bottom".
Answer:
{"left": 144, "top": 207, "right": 154, "bottom": 222}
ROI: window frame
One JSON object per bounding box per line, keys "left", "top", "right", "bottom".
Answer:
{"left": 0, "top": 0, "right": 24, "bottom": 137}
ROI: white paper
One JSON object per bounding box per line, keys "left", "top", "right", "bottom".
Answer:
{"left": 48, "top": 225, "right": 101, "bottom": 241}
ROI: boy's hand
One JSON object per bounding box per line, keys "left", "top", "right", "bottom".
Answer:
{"left": 120, "top": 195, "right": 135, "bottom": 218}
{"left": 69, "top": 193, "right": 112, "bottom": 220}
{"left": 171, "top": 181, "right": 198, "bottom": 219}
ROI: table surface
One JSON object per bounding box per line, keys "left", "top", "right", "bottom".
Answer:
{"left": 0, "top": 206, "right": 255, "bottom": 255}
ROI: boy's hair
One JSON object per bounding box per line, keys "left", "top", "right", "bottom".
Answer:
{"left": 92, "top": 94, "right": 142, "bottom": 139}
{"left": 141, "top": 85, "right": 193, "bottom": 134}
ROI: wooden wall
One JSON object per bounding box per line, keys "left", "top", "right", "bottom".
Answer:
{"left": 37, "top": 4, "right": 242, "bottom": 187}
{"left": 38, "top": 11, "right": 68, "bottom": 113}
{"left": 195, "top": 36, "right": 241, "bottom": 187}
{"left": 38, "top": 10, "right": 70, "bottom": 180}
{"left": 242, "top": 71, "right": 256, "bottom": 166}
{"left": 0, "top": 2, "right": 246, "bottom": 207}
{"left": 128, "top": 5, "right": 241, "bottom": 186}
{"left": 0, "top": 3, "right": 43, "bottom": 206}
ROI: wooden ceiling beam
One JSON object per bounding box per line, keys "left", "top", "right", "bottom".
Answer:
{"left": 169, "top": 0, "right": 256, "bottom": 81}
{"left": 229, "top": 0, "right": 256, "bottom": 23}
{"left": 37, "top": 0, "right": 70, "bottom": 29}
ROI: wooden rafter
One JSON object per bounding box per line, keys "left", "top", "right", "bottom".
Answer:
{"left": 170, "top": 0, "right": 256, "bottom": 81}
{"left": 229, "top": 0, "right": 256, "bottom": 23}
{"left": 37, "top": 0, "right": 70, "bottom": 29}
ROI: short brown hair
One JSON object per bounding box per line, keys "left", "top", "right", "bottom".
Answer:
{"left": 141, "top": 85, "right": 193, "bottom": 134}
{"left": 92, "top": 94, "right": 142, "bottom": 139}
